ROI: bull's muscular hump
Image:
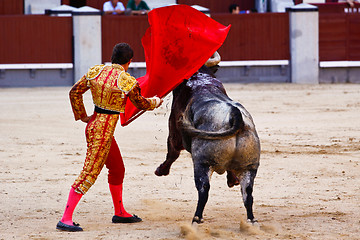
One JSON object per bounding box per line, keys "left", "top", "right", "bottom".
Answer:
{"left": 155, "top": 65, "right": 260, "bottom": 225}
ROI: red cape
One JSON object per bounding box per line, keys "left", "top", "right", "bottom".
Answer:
{"left": 120, "top": 4, "right": 230, "bottom": 126}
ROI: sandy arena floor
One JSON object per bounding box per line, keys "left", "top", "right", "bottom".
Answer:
{"left": 0, "top": 83, "right": 359, "bottom": 240}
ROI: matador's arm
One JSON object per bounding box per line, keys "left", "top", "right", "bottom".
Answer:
{"left": 127, "top": 83, "right": 158, "bottom": 110}
{"left": 118, "top": 72, "right": 159, "bottom": 110}
{"left": 69, "top": 76, "right": 90, "bottom": 121}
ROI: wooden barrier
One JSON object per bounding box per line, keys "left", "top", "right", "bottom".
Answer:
{"left": 0, "top": 5, "right": 359, "bottom": 64}
{"left": 212, "top": 13, "right": 289, "bottom": 61}
{"left": 101, "top": 13, "right": 289, "bottom": 62}
{"left": 0, "top": 15, "right": 72, "bottom": 64}
{"left": 0, "top": 0, "right": 23, "bottom": 15}
{"left": 315, "top": 3, "right": 360, "bottom": 61}
{"left": 101, "top": 15, "right": 149, "bottom": 63}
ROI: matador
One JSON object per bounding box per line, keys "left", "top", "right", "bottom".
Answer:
{"left": 56, "top": 43, "right": 162, "bottom": 232}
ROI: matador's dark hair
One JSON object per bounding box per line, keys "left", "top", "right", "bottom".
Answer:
{"left": 111, "top": 43, "right": 134, "bottom": 65}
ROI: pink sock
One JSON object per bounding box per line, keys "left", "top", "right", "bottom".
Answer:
{"left": 60, "top": 188, "right": 83, "bottom": 225}
{"left": 109, "top": 184, "right": 132, "bottom": 217}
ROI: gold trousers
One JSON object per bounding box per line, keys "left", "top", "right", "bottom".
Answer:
{"left": 72, "top": 112, "right": 119, "bottom": 194}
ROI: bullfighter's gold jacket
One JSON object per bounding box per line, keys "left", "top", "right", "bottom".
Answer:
{"left": 69, "top": 64, "right": 157, "bottom": 120}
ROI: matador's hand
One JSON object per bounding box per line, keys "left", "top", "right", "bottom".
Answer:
{"left": 80, "top": 115, "right": 91, "bottom": 123}
{"left": 153, "top": 96, "right": 163, "bottom": 108}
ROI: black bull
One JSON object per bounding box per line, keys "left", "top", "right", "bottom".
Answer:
{"left": 155, "top": 65, "right": 260, "bottom": 224}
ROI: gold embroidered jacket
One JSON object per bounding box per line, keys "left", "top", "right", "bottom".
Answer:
{"left": 69, "top": 64, "right": 157, "bottom": 120}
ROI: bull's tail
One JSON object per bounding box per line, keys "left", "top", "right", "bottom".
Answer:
{"left": 179, "top": 104, "right": 244, "bottom": 140}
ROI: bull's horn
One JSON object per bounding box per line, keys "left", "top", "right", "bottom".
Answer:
{"left": 205, "top": 51, "right": 221, "bottom": 67}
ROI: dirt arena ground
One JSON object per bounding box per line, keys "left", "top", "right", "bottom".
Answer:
{"left": 1, "top": 83, "right": 359, "bottom": 240}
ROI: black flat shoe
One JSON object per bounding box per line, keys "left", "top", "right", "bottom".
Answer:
{"left": 56, "top": 221, "right": 83, "bottom": 232}
{"left": 112, "top": 214, "right": 142, "bottom": 223}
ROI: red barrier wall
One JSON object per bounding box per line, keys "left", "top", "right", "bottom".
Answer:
{"left": 0, "top": 0, "right": 23, "bottom": 15}
{"left": 212, "top": 13, "right": 289, "bottom": 60}
{"left": 0, "top": 15, "right": 72, "bottom": 64}
{"left": 101, "top": 13, "right": 289, "bottom": 62}
{"left": 101, "top": 15, "right": 149, "bottom": 62}
{"left": 1, "top": 4, "right": 360, "bottom": 64}
{"left": 315, "top": 3, "right": 360, "bottom": 61}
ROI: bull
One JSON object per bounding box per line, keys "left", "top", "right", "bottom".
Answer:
{"left": 155, "top": 53, "right": 260, "bottom": 225}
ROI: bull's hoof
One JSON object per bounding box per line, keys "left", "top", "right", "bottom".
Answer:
{"left": 247, "top": 218, "right": 259, "bottom": 227}
{"left": 154, "top": 164, "right": 170, "bottom": 176}
{"left": 192, "top": 216, "right": 204, "bottom": 224}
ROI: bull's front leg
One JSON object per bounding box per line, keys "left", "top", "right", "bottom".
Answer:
{"left": 192, "top": 162, "right": 211, "bottom": 224}
{"left": 155, "top": 143, "right": 180, "bottom": 176}
{"left": 240, "top": 169, "right": 258, "bottom": 224}
{"left": 155, "top": 114, "right": 184, "bottom": 176}
{"left": 155, "top": 134, "right": 183, "bottom": 176}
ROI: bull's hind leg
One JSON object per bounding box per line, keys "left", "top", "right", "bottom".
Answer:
{"left": 240, "top": 169, "right": 257, "bottom": 223}
{"left": 192, "top": 162, "right": 211, "bottom": 224}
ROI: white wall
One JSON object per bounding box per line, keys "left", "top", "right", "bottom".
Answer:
{"left": 24, "top": 0, "right": 61, "bottom": 14}
{"left": 289, "top": 4, "right": 319, "bottom": 84}
{"left": 73, "top": 7, "right": 102, "bottom": 82}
